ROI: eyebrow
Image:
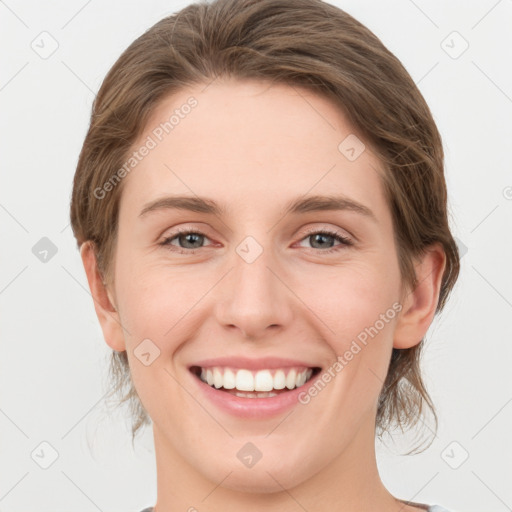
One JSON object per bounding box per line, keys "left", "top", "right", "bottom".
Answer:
{"left": 139, "top": 194, "right": 377, "bottom": 222}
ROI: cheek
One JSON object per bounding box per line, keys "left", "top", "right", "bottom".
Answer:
{"left": 304, "top": 262, "right": 401, "bottom": 343}
{"left": 116, "top": 258, "right": 204, "bottom": 338}
{"left": 117, "top": 248, "right": 402, "bottom": 354}
{"left": 117, "top": 269, "right": 197, "bottom": 423}
{"left": 301, "top": 262, "right": 401, "bottom": 407}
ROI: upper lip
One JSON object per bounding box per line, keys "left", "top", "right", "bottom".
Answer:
{"left": 189, "top": 356, "right": 321, "bottom": 371}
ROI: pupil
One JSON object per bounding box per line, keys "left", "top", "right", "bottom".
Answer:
{"left": 182, "top": 233, "right": 203, "bottom": 248}
{"left": 312, "top": 233, "right": 332, "bottom": 248}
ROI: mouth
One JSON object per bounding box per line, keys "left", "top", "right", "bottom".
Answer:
{"left": 189, "top": 365, "right": 322, "bottom": 398}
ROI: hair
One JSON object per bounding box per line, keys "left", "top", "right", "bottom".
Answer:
{"left": 70, "top": 0, "right": 460, "bottom": 449}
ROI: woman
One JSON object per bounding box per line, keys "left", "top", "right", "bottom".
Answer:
{"left": 70, "top": 0, "right": 460, "bottom": 510}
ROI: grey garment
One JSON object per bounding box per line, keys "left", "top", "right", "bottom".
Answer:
{"left": 140, "top": 506, "right": 452, "bottom": 511}
{"left": 400, "top": 501, "right": 452, "bottom": 512}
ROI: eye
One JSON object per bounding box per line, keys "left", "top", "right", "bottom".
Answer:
{"left": 159, "top": 229, "right": 213, "bottom": 254}
{"left": 159, "top": 227, "right": 354, "bottom": 255}
{"left": 297, "top": 228, "right": 353, "bottom": 254}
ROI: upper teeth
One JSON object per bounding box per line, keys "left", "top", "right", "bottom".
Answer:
{"left": 200, "top": 367, "right": 313, "bottom": 392}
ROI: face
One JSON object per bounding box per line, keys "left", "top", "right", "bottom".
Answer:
{"left": 103, "top": 79, "right": 411, "bottom": 491}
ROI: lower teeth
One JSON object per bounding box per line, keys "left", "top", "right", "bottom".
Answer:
{"left": 234, "top": 391, "right": 278, "bottom": 398}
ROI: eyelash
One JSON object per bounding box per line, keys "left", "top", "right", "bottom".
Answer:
{"left": 159, "top": 227, "right": 353, "bottom": 255}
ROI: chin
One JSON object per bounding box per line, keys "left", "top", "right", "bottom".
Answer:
{"left": 195, "top": 448, "right": 322, "bottom": 495}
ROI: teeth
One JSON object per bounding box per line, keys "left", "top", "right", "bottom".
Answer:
{"left": 213, "top": 368, "right": 223, "bottom": 389}
{"left": 273, "top": 370, "right": 286, "bottom": 389}
{"left": 198, "top": 366, "right": 314, "bottom": 392}
{"left": 235, "top": 391, "right": 278, "bottom": 398}
{"left": 285, "top": 369, "right": 297, "bottom": 389}
{"left": 254, "top": 370, "right": 273, "bottom": 392}
{"left": 236, "top": 369, "right": 254, "bottom": 391}
{"left": 223, "top": 368, "right": 236, "bottom": 389}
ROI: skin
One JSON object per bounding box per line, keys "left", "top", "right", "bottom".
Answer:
{"left": 81, "top": 78, "right": 446, "bottom": 512}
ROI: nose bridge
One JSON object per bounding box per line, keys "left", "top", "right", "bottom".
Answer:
{"left": 215, "top": 236, "right": 292, "bottom": 338}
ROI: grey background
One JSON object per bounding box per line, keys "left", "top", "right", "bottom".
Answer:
{"left": 1, "top": 0, "right": 511, "bottom": 510}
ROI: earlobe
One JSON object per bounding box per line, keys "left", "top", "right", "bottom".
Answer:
{"left": 393, "top": 244, "right": 446, "bottom": 349}
{"left": 80, "top": 241, "right": 126, "bottom": 352}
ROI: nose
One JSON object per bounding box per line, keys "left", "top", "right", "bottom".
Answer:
{"left": 213, "top": 243, "right": 294, "bottom": 340}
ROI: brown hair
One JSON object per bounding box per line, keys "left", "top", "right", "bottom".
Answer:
{"left": 70, "top": 0, "right": 460, "bottom": 448}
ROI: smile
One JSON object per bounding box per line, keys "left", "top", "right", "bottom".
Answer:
{"left": 191, "top": 365, "right": 320, "bottom": 397}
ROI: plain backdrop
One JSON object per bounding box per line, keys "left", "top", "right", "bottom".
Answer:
{"left": 1, "top": 0, "right": 511, "bottom": 511}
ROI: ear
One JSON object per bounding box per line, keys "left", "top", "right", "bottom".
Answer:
{"left": 393, "top": 243, "right": 446, "bottom": 349}
{"left": 80, "top": 241, "right": 126, "bottom": 352}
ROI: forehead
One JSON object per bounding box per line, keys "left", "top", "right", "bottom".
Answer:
{"left": 119, "top": 79, "right": 387, "bottom": 220}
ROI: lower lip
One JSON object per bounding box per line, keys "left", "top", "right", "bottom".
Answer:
{"left": 191, "top": 371, "right": 317, "bottom": 419}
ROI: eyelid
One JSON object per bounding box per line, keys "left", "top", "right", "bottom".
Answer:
{"left": 160, "top": 226, "right": 216, "bottom": 247}
{"left": 159, "top": 223, "right": 215, "bottom": 241}
{"left": 299, "top": 224, "right": 353, "bottom": 240}
{"left": 159, "top": 223, "right": 355, "bottom": 257}
{"left": 159, "top": 224, "right": 353, "bottom": 243}
{"left": 295, "top": 226, "right": 354, "bottom": 252}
